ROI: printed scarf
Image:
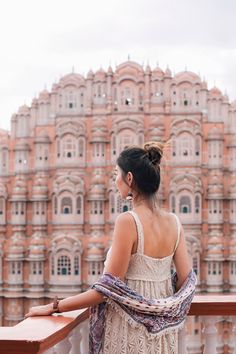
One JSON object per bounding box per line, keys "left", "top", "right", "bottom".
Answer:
{"left": 89, "top": 270, "right": 196, "bottom": 354}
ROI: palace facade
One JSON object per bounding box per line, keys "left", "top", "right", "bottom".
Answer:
{"left": 0, "top": 60, "right": 236, "bottom": 349}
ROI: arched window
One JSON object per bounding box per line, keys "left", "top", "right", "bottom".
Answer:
{"left": 54, "top": 196, "right": 58, "bottom": 214}
{"left": 195, "top": 136, "right": 201, "bottom": 156}
{"left": 0, "top": 197, "right": 4, "bottom": 215}
{"left": 109, "top": 193, "right": 115, "bottom": 214}
{"left": 230, "top": 200, "right": 236, "bottom": 222}
{"left": 172, "top": 139, "right": 176, "bottom": 157}
{"left": 78, "top": 138, "right": 84, "bottom": 157}
{"left": 118, "top": 130, "right": 136, "bottom": 153}
{"left": 195, "top": 195, "right": 200, "bottom": 214}
{"left": 111, "top": 134, "right": 116, "bottom": 156}
{"left": 30, "top": 261, "right": 43, "bottom": 275}
{"left": 171, "top": 195, "right": 176, "bottom": 213}
{"left": 51, "top": 255, "right": 55, "bottom": 275}
{"left": 116, "top": 195, "right": 132, "bottom": 214}
{"left": 57, "top": 140, "right": 61, "bottom": 158}
{"left": 123, "top": 205, "right": 128, "bottom": 212}
{"left": 1, "top": 148, "right": 9, "bottom": 173}
{"left": 61, "top": 197, "right": 73, "bottom": 214}
{"left": 57, "top": 255, "right": 71, "bottom": 275}
{"left": 62, "top": 135, "right": 76, "bottom": 158}
{"left": 230, "top": 261, "right": 236, "bottom": 275}
{"left": 179, "top": 195, "right": 191, "bottom": 213}
{"left": 114, "top": 87, "right": 117, "bottom": 102}
{"left": 178, "top": 134, "right": 194, "bottom": 158}
{"left": 91, "top": 201, "right": 103, "bottom": 215}
{"left": 76, "top": 196, "right": 82, "bottom": 214}
{"left": 64, "top": 90, "right": 77, "bottom": 110}
{"left": 74, "top": 255, "right": 80, "bottom": 275}
{"left": 139, "top": 88, "right": 143, "bottom": 104}
{"left": 192, "top": 256, "right": 199, "bottom": 275}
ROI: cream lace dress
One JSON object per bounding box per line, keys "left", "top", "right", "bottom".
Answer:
{"left": 102, "top": 211, "right": 181, "bottom": 354}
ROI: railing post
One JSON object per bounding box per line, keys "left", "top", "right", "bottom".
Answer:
{"left": 178, "top": 322, "right": 188, "bottom": 354}
{"left": 80, "top": 318, "right": 89, "bottom": 354}
{"left": 202, "top": 316, "right": 218, "bottom": 354}
{"left": 54, "top": 335, "right": 72, "bottom": 354}
{"left": 229, "top": 316, "right": 236, "bottom": 354}
{"left": 70, "top": 324, "right": 82, "bottom": 354}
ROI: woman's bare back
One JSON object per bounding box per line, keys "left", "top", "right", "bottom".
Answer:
{"left": 131, "top": 208, "right": 179, "bottom": 259}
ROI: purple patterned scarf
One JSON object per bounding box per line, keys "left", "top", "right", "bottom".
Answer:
{"left": 89, "top": 270, "right": 196, "bottom": 354}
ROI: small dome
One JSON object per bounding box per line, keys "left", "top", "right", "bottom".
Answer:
{"left": 209, "top": 86, "right": 222, "bottom": 97}
{"left": 38, "top": 89, "right": 50, "bottom": 102}
{"left": 174, "top": 71, "right": 201, "bottom": 83}
{"left": 153, "top": 66, "right": 164, "bottom": 77}
{"left": 18, "top": 105, "right": 30, "bottom": 115}
{"left": 95, "top": 67, "right": 106, "bottom": 80}
{"left": 58, "top": 73, "right": 85, "bottom": 87}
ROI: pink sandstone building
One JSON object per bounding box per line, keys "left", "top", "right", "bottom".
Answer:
{"left": 0, "top": 60, "right": 236, "bottom": 351}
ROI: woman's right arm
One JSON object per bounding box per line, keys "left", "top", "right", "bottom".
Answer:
{"left": 173, "top": 223, "right": 192, "bottom": 291}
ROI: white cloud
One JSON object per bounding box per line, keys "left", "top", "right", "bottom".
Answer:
{"left": 0, "top": 0, "right": 236, "bottom": 130}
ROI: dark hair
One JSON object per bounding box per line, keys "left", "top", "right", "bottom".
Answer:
{"left": 116, "top": 141, "right": 165, "bottom": 197}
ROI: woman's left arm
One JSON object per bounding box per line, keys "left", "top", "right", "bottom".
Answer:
{"left": 25, "top": 212, "right": 135, "bottom": 317}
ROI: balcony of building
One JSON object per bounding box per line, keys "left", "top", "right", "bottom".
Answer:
{"left": 0, "top": 295, "right": 236, "bottom": 354}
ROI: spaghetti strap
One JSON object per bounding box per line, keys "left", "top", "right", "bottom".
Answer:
{"left": 127, "top": 210, "right": 144, "bottom": 254}
{"left": 171, "top": 213, "right": 181, "bottom": 253}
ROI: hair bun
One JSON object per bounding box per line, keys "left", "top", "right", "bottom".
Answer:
{"left": 143, "top": 141, "right": 164, "bottom": 166}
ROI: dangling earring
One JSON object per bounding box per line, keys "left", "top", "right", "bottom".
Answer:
{"left": 126, "top": 190, "right": 133, "bottom": 201}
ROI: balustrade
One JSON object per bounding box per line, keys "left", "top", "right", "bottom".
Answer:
{"left": 0, "top": 295, "right": 235, "bottom": 353}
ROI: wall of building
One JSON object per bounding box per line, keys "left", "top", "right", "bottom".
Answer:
{"left": 0, "top": 60, "right": 236, "bottom": 327}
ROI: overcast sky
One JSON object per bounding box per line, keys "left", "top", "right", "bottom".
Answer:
{"left": 0, "top": 0, "right": 236, "bottom": 131}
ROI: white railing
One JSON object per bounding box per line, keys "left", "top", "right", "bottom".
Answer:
{"left": 0, "top": 308, "right": 89, "bottom": 354}
{"left": 0, "top": 295, "right": 236, "bottom": 353}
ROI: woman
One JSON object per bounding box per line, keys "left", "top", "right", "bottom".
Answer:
{"left": 26, "top": 141, "right": 194, "bottom": 354}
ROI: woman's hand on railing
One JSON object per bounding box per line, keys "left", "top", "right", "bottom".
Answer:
{"left": 24, "top": 303, "right": 53, "bottom": 318}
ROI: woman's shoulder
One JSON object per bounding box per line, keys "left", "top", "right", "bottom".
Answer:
{"left": 114, "top": 212, "right": 137, "bottom": 233}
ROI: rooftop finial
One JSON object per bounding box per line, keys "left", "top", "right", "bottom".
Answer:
{"left": 128, "top": 54, "right": 130, "bottom": 61}
{"left": 72, "top": 65, "right": 75, "bottom": 73}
